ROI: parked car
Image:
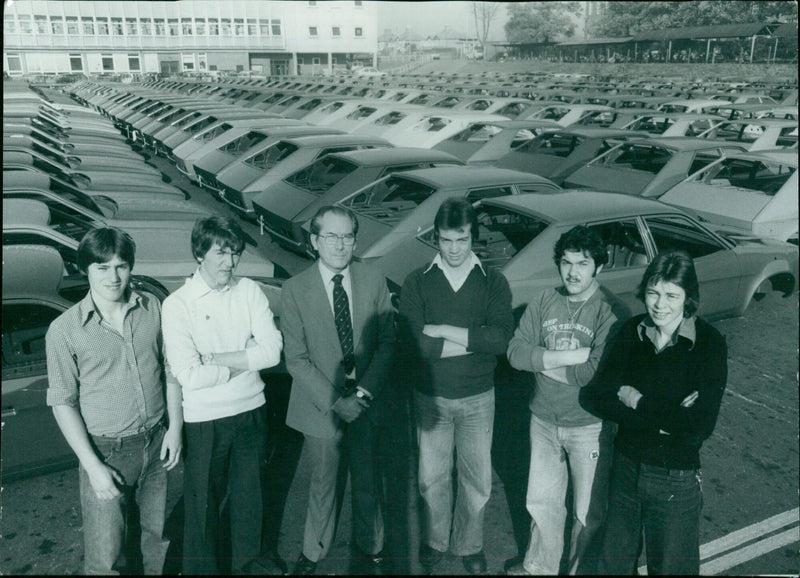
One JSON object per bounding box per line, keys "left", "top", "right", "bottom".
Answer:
{"left": 517, "top": 103, "right": 616, "bottom": 127}
{"left": 431, "top": 119, "right": 562, "bottom": 163}
{"left": 372, "top": 191, "right": 798, "bottom": 321}
{"left": 252, "top": 147, "right": 464, "bottom": 254}
{"left": 696, "top": 118, "right": 798, "bottom": 151}
{"left": 209, "top": 134, "right": 392, "bottom": 216}
{"left": 329, "top": 166, "right": 561, "bottom": 259}
{"left": 657, "top": 150, "right": 798, "bottom": 242}
{"left": 354, "top": 66, "right": 387, "bottom": 77}
{"left": 564, "top": 137, "right": 749, "bottom": 197}
{"left": 377, "top": 111, "right": 512, "bottom": 148}
{"left": 493, "top": 126, "right": 649, "bottom": 184}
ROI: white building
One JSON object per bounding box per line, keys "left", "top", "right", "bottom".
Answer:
{"left": 3, "top": 0, "right": 378, "bottom": 77}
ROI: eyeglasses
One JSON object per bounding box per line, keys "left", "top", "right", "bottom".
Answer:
{"left": 317, "top": 233, "right": 356, "bottom": 247}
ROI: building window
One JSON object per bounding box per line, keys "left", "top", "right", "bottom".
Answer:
{"left": 154, "top": 18, "right": 165, "bottom": 35}
{"left": 7, "top": 54, "right": 23, "bottom": 72}
{"left": 208, "top": 18, "right": 219, "bottom": 35}
{"left": 66, "top": 16, "right": 79, "bottom": 35}
{"left": 181, "top": 18, "right": 193, "bottom": 35}
{"left": 140, "top": 19, "right": 152, "bottom": 35}
{"left": 70, "top": 54, "right": 83, "bottom": 71}
{"left": 126, "top": 18, "right": 138, "bottom": 35}
{"left": 312, "top": 57, "right": 321, "bottom": 65}
{"left": 195, "top": 18, "right": 206, "bottom": 35}
{"left": 332, "top": 26, "right": 341, "bottom": 37}
{"left": 247, "top": 18, "right": 257, "bottom": 35}
{"left": 4, "top": 14, "right": 16, "bottom": 34}
{"left": 96, "top": 17, "right": 109, "bottom": 35}
{"left": 35, "top": 15, "right": 48, "bottom": 34}
{"left": 81, "top": 17, "right": 94, "bottom": 35}
{"left": 19, "top": 15, "right": 32, "bottom": 34}
{"left": 271, "top": 19, "right": 282, "bottom": 36}
{"left": 168, "top": 19, "right": 179, "bottom": 36}
{"left": 221, "top": 18, "right": 231, "bottom": 36}
{"left": 259, "top": 19, "right": 270, "bottom": 35}
{"left": 198, "top": 53, "right": 207, "bottom": 70}
{"left": 309, "top": 26, "right": 318, "bottom": 37}
{"left": 102, "top": 55, "right": 114, "bottom": 71}
{"left": 111, "top": 18, "right": 123, "bottom": 35}
{"left": 128, "top": 54, "right": 140, "bottom": 71}
{"left": 51, "top": 16, "right": 64, "bottom": 35}
{"left": 355, "top": 27, "right": 363, "bottom": 37}
{"left": 234, "top": 18, "right": 244, "bottom": 35}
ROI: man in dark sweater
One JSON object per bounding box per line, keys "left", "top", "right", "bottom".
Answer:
{"left": 398, "top": 198, "right": 513, "bottom": 575}
{"left": 506, "top": 226, "right": 625, "bottom": 576}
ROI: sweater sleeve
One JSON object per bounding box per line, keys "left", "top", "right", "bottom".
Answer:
{"left": 243, "top": 280, "right": 283, "bottom": 371}
{"left": 507, "top": 291, "right": 547, "bottom": 372}
{"left": 467, "top": 271, "right": 513, "bottom": 355}
{"left": 162, "top": 294, "right": 231, "bottom": 391}
{"left": 635, "top": 325, "right": 727, "bottom": 442}
{"left": 398, "top": 271, "right": 444, "bottom": 360}
{"left": 565, "top": 301, "right": 618, "bottom": 387}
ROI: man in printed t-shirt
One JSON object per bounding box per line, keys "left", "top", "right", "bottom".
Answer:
{"left": 506, "top": 225, "right": 627, "bottom": 575}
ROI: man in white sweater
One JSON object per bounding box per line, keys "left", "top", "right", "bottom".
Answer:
{"left": 162, "top": 216, "right": 283, "bottom": 574}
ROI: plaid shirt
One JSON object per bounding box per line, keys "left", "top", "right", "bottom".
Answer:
{"left": 46, "top": 290, "right": 167, "bottom": 437}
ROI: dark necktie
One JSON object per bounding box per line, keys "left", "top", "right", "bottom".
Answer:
{"left": 332, "top": 274, "right": 355, "bottom": 375}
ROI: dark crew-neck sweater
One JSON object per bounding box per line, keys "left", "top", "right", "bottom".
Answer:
{"left": 580, "top": 314, "right": 727, "bottom": 470}
{"left": 398, "top": 264, "right": 513, "bottom": 399}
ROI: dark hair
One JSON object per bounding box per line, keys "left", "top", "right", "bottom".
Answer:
{"left": 191, "top": 216, "right": 246, "bottom": 261}
{"left": 553, "top": 225, "right": 608, "bottom": 268}
{"left": 77, "top": 227, "right": 136, "bottom": 274}
{"left": 309, "top": 205, "right": 359, "bottom": 237}
{"left": 636, "top": 250, "right": 700, "bottom": 317}
{"left": 433, "top": 197, "right": 479, "bottom": 242}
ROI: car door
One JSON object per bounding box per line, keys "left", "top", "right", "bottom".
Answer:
{"left": 641, "top": 213, "right": 743, "bottom": 319}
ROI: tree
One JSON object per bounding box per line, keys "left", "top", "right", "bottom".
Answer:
{"left": 472, "top": 1, "right": 501, "bottom": 59}
{"left": 593, "top": 1, "right": 798, "bottom": 37}
{"left": 504, "top": 2, "right": 582, "bottom": 44}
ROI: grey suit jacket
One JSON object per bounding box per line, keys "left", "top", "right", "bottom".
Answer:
{"left": 282, "top": 260, "right": 396, "bottom": 438}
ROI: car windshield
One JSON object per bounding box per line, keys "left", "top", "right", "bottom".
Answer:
{"left": 285, "top": 156, "right": 358, "bottom": 194}
{"left": 186, "top": 115, "right": 219, "bottom": 135}
{"left": 194, "top": 123, "right": 233, "bottom": 143}
{"left": 172, "top": 111, "right": 203, "bottom": 128}
{"left": 218, "top": 131, "right": 267, "bottom": 155}
{"left": 694, "top": 158, "right": 796, "bottom": 195}
{"left": 243, "top": 141, "right": 298, "bottom": 171}
{"left": 446, "top": 124, "right": 503, "bottom": 143}
{"left": 343, "top": 175, "right": 436, "bottom": 225}
{"left": 594, "top": 143, "right": 672, "bottom": 174}
{"left": 516, "top": 133, "right": 584, "bottom": 157}
{"left": 418, "top": 203, "right": 550, "bottom": 270}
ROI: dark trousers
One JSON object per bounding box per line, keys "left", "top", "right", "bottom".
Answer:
{"left": 183, "top": 407, "right": 266, "bottom": 575}
{"left": 598, "top": 450, "right": 702, "bottom": 575}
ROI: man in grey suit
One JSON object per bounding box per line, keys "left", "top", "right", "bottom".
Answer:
{"left": 282, "top": 205, "right": 396, "bottom": 575}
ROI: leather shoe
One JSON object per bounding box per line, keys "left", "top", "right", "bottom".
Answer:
{"left": 419, "top": 543, "right": 445, "bottom": 568}
{"left": 463, "top": 551, "right": 488, "bottom": 574}
{"left": 505, "top": 562, "right": 533, "bottom": 575}
{"left": 292, "top": 553, "right": 317, "bottom": 575}
{"left": 353, "top": 548, "right": 389, "bottom": 575}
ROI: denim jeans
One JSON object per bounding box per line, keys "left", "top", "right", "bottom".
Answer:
{"left": 415, "top": 389, "right": 494, "bottom": 556}
{"left": 80, "top": 421, "right": 169, "bottom": 575}
{"left": 598, "top": 450, "right": 702, "bottom": 575}
{"left": 183, "top": 407, "right": 266, "bottom": 575}
{"left": 522, "top": 416, "right": 613, "bottom": 575}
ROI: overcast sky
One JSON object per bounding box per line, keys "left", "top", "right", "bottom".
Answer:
{"left": 376, "top": 1, "right": 511, "bottom": 40}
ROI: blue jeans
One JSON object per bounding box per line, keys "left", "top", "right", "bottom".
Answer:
{"left": 415, "top": 389, "right": 494, "bottom": 556}
{"left": 80, "top": 421, "right": 169, "bottom": 575}
{"left": 522, "top": 416, "right": 613, "bottom": 575}
{"left": 598, "top": 451, "right": 702, "bottom": 575}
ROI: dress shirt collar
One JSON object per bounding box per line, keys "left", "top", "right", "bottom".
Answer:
{"left": 79, "top": 288, "right": 141, "bottom": 326}
{"left": 182, "top": 267, "right": 238, "bottom": 299}
{"left": 318, "top": 260, "right": 352, "bottom": 288}
{"left": 424, "top": 251, "right": 486, "bottom": 276}
{"left": 637, "top": 315, "right": 696, "bottom": 350}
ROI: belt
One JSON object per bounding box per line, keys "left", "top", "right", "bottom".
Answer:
{"left": 92, "top": 415, "right": 167, "bottom": 444}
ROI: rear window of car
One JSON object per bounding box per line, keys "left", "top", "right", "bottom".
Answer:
{"left": 219, "top": 132, "right": 267, "bottom": 155}
{"left": 374, "top": 111, "right": 407, "bottom": 126}
{"left": 596, "top": 143, "right": 672, "bottom": 174}
{"left": 625, "top": 116, "right": 676, "bottom": 135}
{"left": 342, "top": 175, "right": 436, "bottom": 225}
{"left": 696, "top": 158, "right": 795, "bottom": 195}
{"left": 244, "top": 141, "right": 298, "bottom": 171}
{"left": 418, "top": 203, "right": 549, "bottom": 270}
{"left": 298, "top": 98, "right": 323, "bottom": 111}
{"left": 194, "top": 123, "right": 233, "bottom": 143}
{"left": 172, "top": 111, "right": 203, "bottom": 128}
{"left": 285, "top": 156, "right": 358, "bottom": 194}
{"left": 186, "top": 116, "right": 219, "bottom": 135}
{"left": 516, "top": 133, "right": 584, "bottom": 158}
{"left": 346, "top": 106, "right": 377, "bottom": 120}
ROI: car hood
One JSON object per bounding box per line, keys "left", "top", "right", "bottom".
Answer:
{"left": 252, "top": 182, "right": 315, "bottom": 221}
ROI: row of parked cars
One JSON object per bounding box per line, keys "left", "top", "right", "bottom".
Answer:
{"left": 3, "top": 69, "right": 798, "bottom": 480}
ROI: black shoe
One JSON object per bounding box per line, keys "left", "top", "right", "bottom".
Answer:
{"left": 353, "top": 548, "right": 389, "bottom": 575}
{"left": 419, "top": 543, "right": 445, "bottom": 568}
{"left": 463, "top": 551, "right": 488, "bottom": 574}
{"left": 292, "top": 553, "right": 317, "bottom": 575}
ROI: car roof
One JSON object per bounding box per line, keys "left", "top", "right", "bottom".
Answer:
{"left": 2, "top": 244, "right": 65, "bottom": 299}
{"left": 3, "top": 171, "right": 52, "bottom": 189}
{"left": 550, "top": 126, "right": 649, "bottom": 138}
{"left": 385, "top": 165, "right": 556, "bottom": 188}
{"left": 484, "top": 190, "right": 681, "bottom": 223}
{"left": 725, "top": 149, "right": 799, "bottom": 166}
{"left": 328, "top": 147, "right": 461, "bottom": 166}
{"left": 279, "top": 134, "right": 391, "bottom": 147}
{"left": 3, "top": 198, "right": 52, "bottom": 227}
{"left": 619, "top": 136, "right": 746, "bottom": 151}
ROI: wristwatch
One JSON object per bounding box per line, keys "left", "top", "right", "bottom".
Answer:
{"left": 355, "top": 389, "right": 372, "bottom": 401}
